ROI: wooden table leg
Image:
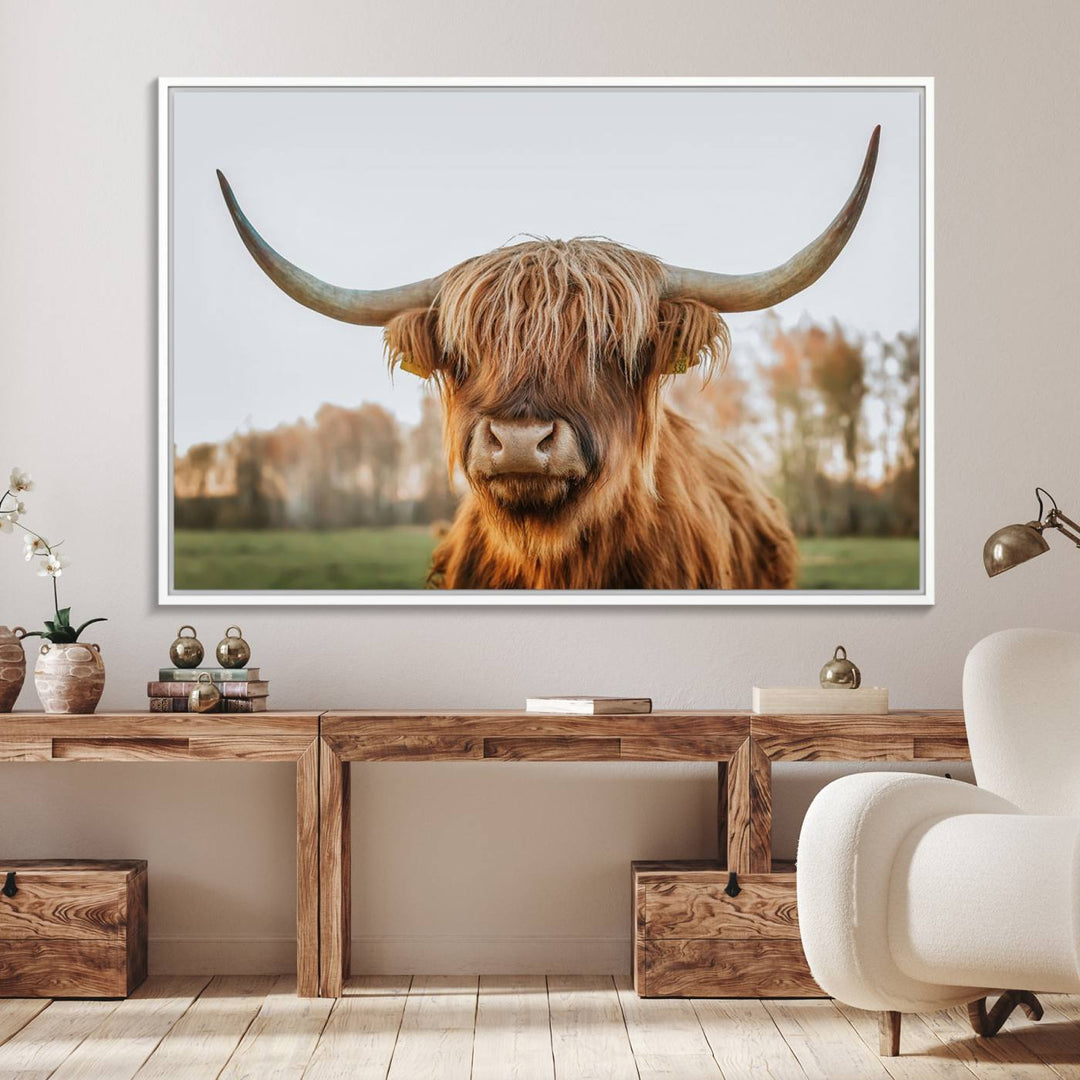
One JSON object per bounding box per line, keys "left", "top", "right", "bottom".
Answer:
{"left": 319, "top": 738, "right": 351, "bottom": 997}
{"left": 717, "top": 760, "right": 728, "bottom": 869}
{"left": 726, "top": 738, "right": 772, "bottom": 874}
{"left": 296, "top": 738, "right": 320, "bottom": 997}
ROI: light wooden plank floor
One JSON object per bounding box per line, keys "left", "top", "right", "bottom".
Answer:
{"left": 2, "top": 977, "right": 1079, "bottom": 1079}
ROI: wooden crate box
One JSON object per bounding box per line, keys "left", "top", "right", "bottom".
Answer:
{"left": 0, "top": 859, "right": 148, "bottom": 998}
{"left": 632, "top": 860, "right": 822, "bottom": 998}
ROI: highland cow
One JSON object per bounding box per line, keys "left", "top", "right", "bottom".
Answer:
{"left": 216, "top": 126, "right": 879, "bottom": 590}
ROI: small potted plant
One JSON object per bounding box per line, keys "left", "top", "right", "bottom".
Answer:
{"left": 1, "top": 468, "right": 108, "bottom": 714}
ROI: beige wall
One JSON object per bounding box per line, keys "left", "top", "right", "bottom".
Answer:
{"left": 2, "top": 0, "right": 1078, "bottom": 973}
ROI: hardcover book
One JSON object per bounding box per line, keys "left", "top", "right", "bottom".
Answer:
{"left": 525, "top": 696, "right": 652, "bottom": 715}
{"left": 157, "top": 668, "right": 261, "bottom": 681}
{"left": 147, "top": 680, "right": 269, "bottom": 699}
{"left": 147, "top": 697, "right": 269, "bottom": 713}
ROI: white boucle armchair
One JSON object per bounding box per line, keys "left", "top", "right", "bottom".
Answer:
{"left": 797, "top": 628, "right": 1080, "bottom": 1056}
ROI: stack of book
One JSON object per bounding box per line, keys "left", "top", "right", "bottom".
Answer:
{"left": 147, "top": 668, "right": 269, "bottom": 713}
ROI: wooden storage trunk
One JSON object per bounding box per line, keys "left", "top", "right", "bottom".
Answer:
{"left": 632, "top": 860, "right": 822, "bottom": 998}
{"left": 0, "top": 859, "right": 148, "bottom": 998}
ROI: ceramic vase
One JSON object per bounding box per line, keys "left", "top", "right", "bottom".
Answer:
{"left": 34, "top": 642, "right": 106, "bottom": 714}
{"left": 0, "top": 626, "right": 27, "bottom": 712}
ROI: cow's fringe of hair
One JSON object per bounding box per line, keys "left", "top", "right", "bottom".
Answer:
{"left": 433, "top": 238, "right": 724, "bottom": 382}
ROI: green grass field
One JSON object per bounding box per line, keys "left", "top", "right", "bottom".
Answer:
{"left": 174, "top": 528, "right": 920, "bottom": 592}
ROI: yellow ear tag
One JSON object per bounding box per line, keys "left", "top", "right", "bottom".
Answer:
{"left": 668, "top": 356, "right": 689, "bottom": 375}
{"left": 399, "top": 357, "right": 429, "bottom": 379}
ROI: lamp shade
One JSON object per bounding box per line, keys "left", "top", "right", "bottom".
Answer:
{"left": 983, "top": 522, "right": 1050, "bottom": 577}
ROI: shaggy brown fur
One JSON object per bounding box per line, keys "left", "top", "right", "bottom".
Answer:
{"left": 383, "top": 237, "right": 798, "bottom": 590}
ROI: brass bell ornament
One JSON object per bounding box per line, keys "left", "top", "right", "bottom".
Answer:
{"left": 820, "top": 645, "right": 861, "bottom": 689}
{"left": 188, "top": 672, "right": 221, "bottom": 713}
{"left": 169, "top": 625, "right": 204, "bottom": 668}
{"left": 216, "top": 626, "right": 251, "bottom": 669}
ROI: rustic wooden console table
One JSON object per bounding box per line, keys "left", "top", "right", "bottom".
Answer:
{"left": 317, "top": 709, "right": 969, "bottom": 997}
{"left": 0, "top": 712, "right": 322, "bottom": 997}
{"left": 2, "top": 708, "right": 970, "bottom": 999}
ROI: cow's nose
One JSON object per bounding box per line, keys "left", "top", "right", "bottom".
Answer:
{"left": 484, "top": 418, "right": 559, "bottom": 474}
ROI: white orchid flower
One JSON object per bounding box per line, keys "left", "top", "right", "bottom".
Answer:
{"left": 0, "top": 515, "right": 12, "bottom": 535}
{"left": 38, "top": 552, "right": 70, "bottom": 578}
{"left": 8, "top": 468, "right": 33, "bottom": 493}
{"left": 23, "top": 534, "right": 49, "bottom": 560}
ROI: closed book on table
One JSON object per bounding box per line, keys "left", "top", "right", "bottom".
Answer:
{"left": 0, "top": 859, "right": 147, "bottom": 998}
{"left": 157, "top": 668, "right": 261, "bottom": 681}
{"left": 147, "top": 680, "right": 269, "bottom": 699}
{"left": 147, "top": 696, "right": 268, "bottom": 713}
{"left": 526, "top": 696, "right": 652, "bottom": 715}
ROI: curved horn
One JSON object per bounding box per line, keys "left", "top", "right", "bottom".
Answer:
{"left": 661, "top": 126, "right": 880, "bottom": 312}
{"left": 216, "top": 171, "right": 442, "bottom": 326}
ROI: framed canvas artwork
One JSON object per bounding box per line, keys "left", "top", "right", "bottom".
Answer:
{"left": 159, "top": 77, "right": 933, "bottom": 605}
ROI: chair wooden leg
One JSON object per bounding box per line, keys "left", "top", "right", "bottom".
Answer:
{"left": 968, "top": 991, "right": 1044, "bottom": 1038}
{"left": 879, "top": 1010, "right": 902, "bottom": 1056}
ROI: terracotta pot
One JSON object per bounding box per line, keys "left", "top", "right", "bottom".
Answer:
{"left": 0, "top": 626, "right": 27, "bottom": 713}
{"left": 34, "top": 642, "right": 106, "bottom": 714}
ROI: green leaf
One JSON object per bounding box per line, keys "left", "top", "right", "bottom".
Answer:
{"left": 73, "top": 617, "right": 107, "bottom": 641}
{"left": 43, "top": 620, "right": 57, "bottom": 634}
{"left": 55, "top": 607, "right": 71, "bottom": 627}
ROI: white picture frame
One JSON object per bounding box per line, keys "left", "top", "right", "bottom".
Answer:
{"left": 158, "top": 76, "right": 934, "bottom": 606}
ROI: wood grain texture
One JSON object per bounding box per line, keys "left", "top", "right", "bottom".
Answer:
{"left": 0, "top": 872, "right": 126, "bottom": 940}
{"left": 329, "top": 735, "right": 482, "bottom": 761}
{"left": 0, "top": 998, "right": 50, "bottom": 1047}
{"left": 0, "top": 941, "right": 129, "bottom": 998}
{"left": 879, "top": 1010, "right": 902, "bottom": 1057}
{"left": 483, "top": 737, "right": 620, "bottom": 761}
{"left": 919, "top": 1003, "right": 1049, "bottom": 1076}
{"left": 319, "top": 740, "right": 350, "bottom": 998}
{"left": 644, "top": 939, "right": 820, "bottom": 998}
{"left": 693, "top": 997, "right": 806, "bottom": 1080}
{"left": 0, "top": 740, "right": 50, "bottom": 762}
{"left": 716, "top": 761, "right": 728, "bottom": 868}
{"left": 752, "top": 710, "right": 967, "bottom": 761}
{"left": 51, "top": 738, "right": 192, "bottom": 761}
{"left": 726, "top": 739, "right": 772, "bottom": 874}
{"left": 0, "top": 860, "right": 147, "bottom": 999}
{"left": 47, "top": 975, "right": 209, "bottom": 1080}
{"left": 126, "top": 869, "right": 148, "bottom": 996}
{"left": 386, "top": 975, "right": 478, "bottom": 1080}
{"left": 218, "top": 975, "right": 334, "bottom": 1080}
{"left": 296, "top": 739, "right": 320, "bottom": 999}
{"left": 325, "top": 710, "right": 750, "bottom": 744}
{"left": 0, "top": 997, "right": 120, "bottom": 1079}
{"left": 131, "top": 974, "right": 277, "bottom": 1080}
{"left": 834, "top": 1000, "right": 978, "bottom": 1079}
{"left": 643, "top": 875, "right": 800, "bottom": 940}
{"left": 190, "top": 736, "right": 315, "bottom": 761}
{"left": 0, "top": 712, "right": 319, "bottom": 738}
{"left": 614, "top": 974, "right": 721, "bottom": 1079}
{"left": 619, "top": 735, "right": 746, "bottom": 760}
{"left": 472, "top": 975, "right": 554, "bottom": 1080}
{"left": 303, "top": 976, "right": 410, "bottom": 1080}
{"left": 913, "top": 737, "right": 972, "bottom": 761}
{"left": 765, "top": 998, "right": 892, "bottom": 1079}
{"left": 547, "top": 975, "right": 638, "bottom": 1080}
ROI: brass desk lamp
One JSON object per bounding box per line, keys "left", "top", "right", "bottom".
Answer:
{"left": 984, "top": 488, "right": 1080, "bottom": 577}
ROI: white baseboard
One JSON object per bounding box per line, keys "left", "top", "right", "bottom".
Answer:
{"left": 149, "top": 935, "right": 630, "bottom": 975}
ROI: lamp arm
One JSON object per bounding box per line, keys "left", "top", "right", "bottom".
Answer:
{"left": 1047, "top": 509, "right": 1080, "bottom": 548}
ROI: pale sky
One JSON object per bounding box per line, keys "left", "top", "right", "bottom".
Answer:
{"left": 170, "top": 86, "right": 922, "bottom": 453}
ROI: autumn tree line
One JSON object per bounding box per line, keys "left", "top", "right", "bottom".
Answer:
{"left": 174, "top": 317, "right": 920, "bottom": 538}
